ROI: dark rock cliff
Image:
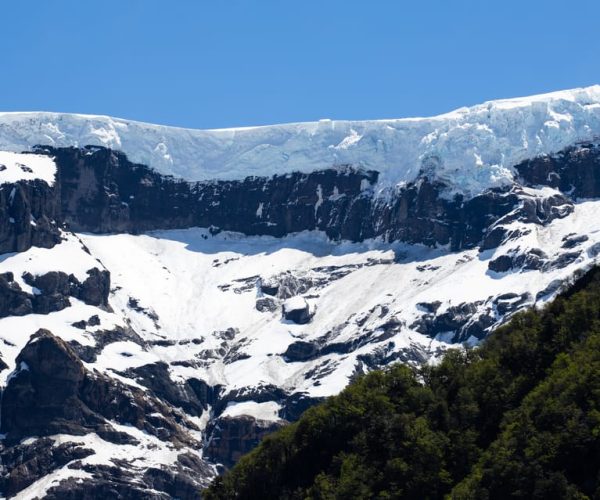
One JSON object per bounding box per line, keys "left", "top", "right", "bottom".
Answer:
{"left": 3, "top": 143, "right": 600, "bottom": 257}
{"left": 0, "top": 179, "right": 61, "bottom": 254}
{"left": 28, "top": 144, "right": 597, "bottom": 251}
{"left": 515, "top": 142, "right": 600, "bottom": 198}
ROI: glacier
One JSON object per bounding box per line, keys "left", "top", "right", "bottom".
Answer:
{"left": 0, "top": 85, "right": 600, "bottom": 197}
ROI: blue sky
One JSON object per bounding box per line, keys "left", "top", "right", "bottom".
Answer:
{"left": 2, "top": 0, "right": 599, "bottom": 129}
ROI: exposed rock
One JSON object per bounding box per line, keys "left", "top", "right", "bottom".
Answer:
{"left": 494, "top": 292, "right": 532, "bottom": 315}
{"left": 417, "top": 301, "right": 442, "bottom": 313}
{"left": 0, "top": 329, "right": 216, "bottom": 497}
{"left": 0, "top": 438, "right": 94, "bottom": 497}
{"left": 37, "top": 145, "right": 571, "bottom": 251}
{"left": 1, "top": 329, "right": 91, "bottom": 441}
{"left": 0, "top": 272, "right": 33, "bottom": 317}
{"left": 69, "top": 325, "right": 145, "bottom": 363}
{"left": 1, "top": 329, "right": 196, "bottom": 447}
{"left": 516, "top": 143, "right": 600, "bottom": 199}
{"left": 0, "top": 143, "right": 594, "bottom": 260}
{"left": 0, "top": 179, "right": 61, "bottom": 254}
{"left": 283, "top": 341, "right": 319, "bottom": 362}
{"left": 280, "top": 392, "right": 323, "bottom": 421}
{"left": 255, "top": 297, "right": 277, "bottom": 312}
{"left": 120, "top": 362, "right": 206, "bottom": 416}
{"left": 411, "top": 301, "right": 492, "bottom": 342}
{"left": 356, "top": 343, "right": 430, "bottom": 370}
{"left": 589, "top": 242, "right": 600, "bottom": 257}
{"left": 42, "top": 454, "right": 214, "bottom": 500}
{"left": 536, "top": 279, "right": 564, "bottom": 300}
{"left": 547, "top": 251, "right": 581, "bottom": 270}
{"left": 186, "top": 378, "right": 223, "bottom": 410}
{"left": 562, "top": 233, "right": 589, "bottom": 249}
{"left": 488, "top": 247, "right": 548, "bottom": 273}
{"left": 76, "top": 268, "right": 111, "bottom": 307}
{"left": 282, "top": 297, "right": 312, "bottom": 324}
{"left": 487, "top": 254, "right": 513, "bottom": 273}
{"left": 204, "top": 416, "right": 284, "bottom": 469}
{"left": 1, "top": 267, "right": 112, "bottom": 319}
{"left": 23, "top": 270, "right": 72, "bottom": 314}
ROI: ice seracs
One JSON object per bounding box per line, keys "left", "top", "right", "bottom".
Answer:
{"left": 1, "top": 85, "right": 600, "bottom": 197}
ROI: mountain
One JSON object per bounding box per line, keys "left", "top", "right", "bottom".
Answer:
{"left": 205, "top": 265, "right": 600, "bottom": 499}
{"left": 0, "top": 86, "right": 599, "bottom": 497}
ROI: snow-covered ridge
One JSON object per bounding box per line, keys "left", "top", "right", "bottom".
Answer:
{"left": 1, "top": 85, "right": 600, "bottom": 197}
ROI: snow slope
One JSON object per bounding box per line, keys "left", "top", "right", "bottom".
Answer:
{"left": 0, "top": 150, "right": 56, "bottom": 186}
{"left": 76, "top": 200, "right": 600, "bottom": 402}
{"left": 1, "top": 86, "right": 600, "bottom": 196}
{"left": 2, "top": 193, "right": 597, "bottom": 415}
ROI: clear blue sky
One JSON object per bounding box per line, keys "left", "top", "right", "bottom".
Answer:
{"left": 2, "top": 0, "right": 599, "bottom": 129}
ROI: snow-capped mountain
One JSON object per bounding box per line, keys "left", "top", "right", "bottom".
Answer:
{"left": 1, "top": 86, "right": 600, "bottom": 498}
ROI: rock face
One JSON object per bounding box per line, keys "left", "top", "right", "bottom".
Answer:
{"left": 205, "top": 416, "right": 284, "bottom": 469}
{"left": 515, "top": 143, "right": 600, "bottom": 198}
{"left": 4, "top": 144, "right": 600, "bottom": 258}
{"left": 0, "top": 268, "right": 110, "bottom": 319}
{"left": 282, "top": 296, "right": 312, "bottom": 324}
{"left": 2, "top": 330, "right": 189, "bottom": 444}
{"left": 0, "top": 330, "right": 213, "bottom": 496}
{"left": 50, "top": 145, "right": 565, "bottom": 251}
{"left": 1, "top": 329, "right": 89, "bottom": 440}
{"left": 0, "top": 179, "right": 61, "bottom": 254}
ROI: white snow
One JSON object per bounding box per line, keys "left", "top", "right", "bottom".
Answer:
{"left": 221, "top": 401, "right": 282, "bottom": 421}
{"left": 1, "top": 85, "right": 600, "bottom": 197}
{"left": 0, "top": 150, "right": 56, "bottom": 186}
{"left": 283, "top": 296, "right": 308, "bottom": 312}
{"left": 1, "top": 198, "right": 599, "bottom": 399}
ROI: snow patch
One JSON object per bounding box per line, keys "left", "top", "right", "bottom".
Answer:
{"left": 0, "top": 151, "right": 56, "bottom": 186}
{"left": 221, "top": 401, "right": 282, "bottom": 421}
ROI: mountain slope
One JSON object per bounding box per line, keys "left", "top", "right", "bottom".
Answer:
{"left": 205, "top": 265, "right": 600, "bottom": 499}
{"left": 0, "top": 87, "right": 599, "bottom": 496}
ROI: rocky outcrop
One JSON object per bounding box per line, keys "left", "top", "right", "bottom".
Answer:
{"left": 2, "top": 142, "right": 599, "bottom": 258}
{"left": 0, "top": 268, "right": 110, "bottom": 319}
{"left": 1, "top": 330, "right": 90, "bottom": 441}
{"left": 0, "top": 272, "right": 34, "bottom": 317}
{"left": 120, "top": 362, "right": 214, "bottom": 417}
{"left": 0, "top": 179, "right": 61, "bottom": 254}
{"left": 488, "top": 246, "right": 583, "bottom": 274}
{"left": 282, "top": 297, "right": 312, "bottom": 324}
{"left": 0, "top": 438, "right": 94, "bottom": 497}
{"left": 204, "top": 416, "right": 284, "bottom": 469}
{"left": 0, "top": 329, "right": 214, "bottom": 497}
{"left": 516, "top": 143, "right": 600, "bottom": 198}
{"left": 0, "top": 329, "right": 196, "bottom": 444}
